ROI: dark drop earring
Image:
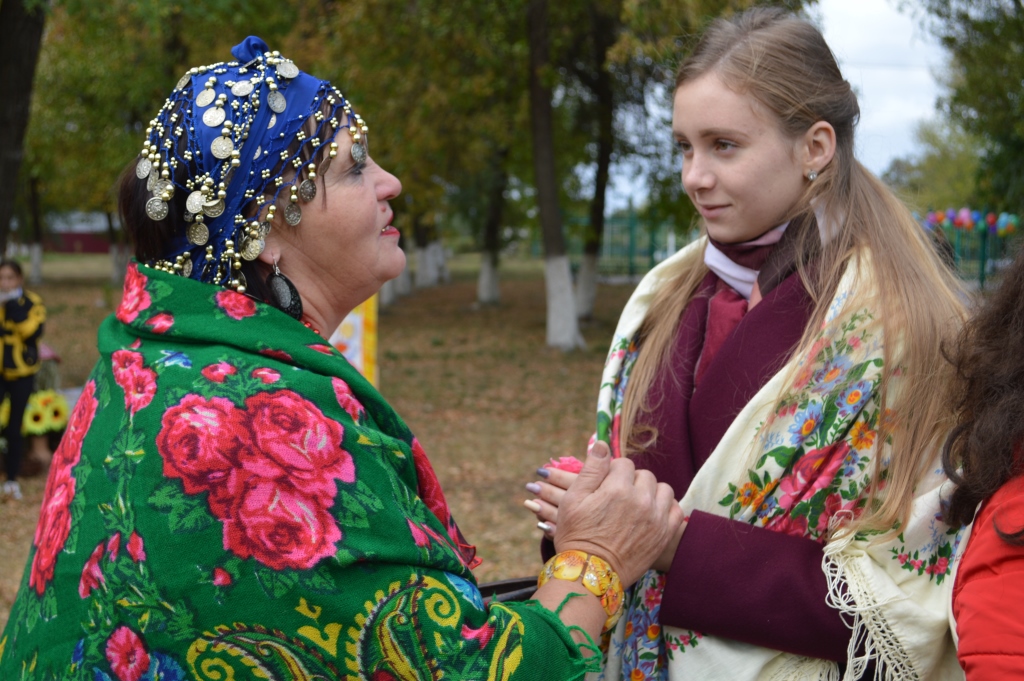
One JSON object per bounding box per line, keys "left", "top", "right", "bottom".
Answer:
{"left": 266, "top": 261, "right": 303, "bottom": 320}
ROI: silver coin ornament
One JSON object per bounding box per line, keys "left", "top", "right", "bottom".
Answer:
{"left": 145, "top": 198, "right": 169, "bottom": 221}
{"left": 186, "top": 191, "right": 206, "bottom": 214}
{"left": 277, "top": 61, "right": 299, "bottom": 79}
{"left": 153, "top": 179, "right": 174, "bottom": 198}
{"left": 195, "top": 88, "right": 216, "bottom": 108}
{"left": 146, "top": 172, "right": 159, "bottom": 191}
{"left": 350, "top": 142, "right": 367, "bottom": 164}
{"left": 187, "top": 222, "right": 210, "bottom": 246}
{"left": 182, "top": 258, "right": 193, "bottom": 278}
{"left": 268, "top": 114, "right": 277, "bottom": 130}
{"left": 284, "top": 203, "right": 302, "bottom": 226}
{"left": 318, "top": 156, "right": 331, "bottom": 177}
{"left": 211, "top": 136, "right": 234, "bottom": 159}
{"left": 231, "top": 80, "right": 254, "bottom": 97}
{"left": 184, "top": 211, "right": 195, "bottom": 223}
{"left": 268, "top": 91, "right": 287, "bottom": 113}
{"left": 236, "top": 271, "right": 248, "bottom": 291}
{"left": 136, "top": 158, "right": 152, "bottom": 179}
{"left": 175, "top": 74, "right": 191, "bottom": 91}
{"left": 241, "top": 237, "right": 265, "bottom": 261}
{"left": 203, "top": 107, "right": 226, "bottom": 128}
{"left": 257, "top": 221, "right": 271, "bottom": 238}
{"left": 298, "top": 179, "right": 317, "bottom": 203}
{"left": 202, "top": 199, "right": 225, "bottom": 218}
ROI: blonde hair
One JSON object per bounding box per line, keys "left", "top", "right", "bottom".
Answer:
{"left": 622, "top": 7, "right": 965, "bottom": 536}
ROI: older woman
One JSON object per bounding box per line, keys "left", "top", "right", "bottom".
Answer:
{"left": 0, "top": 38, "right": 681, "bottom": 680}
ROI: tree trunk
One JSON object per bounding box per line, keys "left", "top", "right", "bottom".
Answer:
{"left": 107, "top": 211, "right": 128, "bottom": 284}
{"left": 0, "top": 1, "right": 46, "bottom": 256}
{"left": 379, "top": 279, "right": 396, "bottom": 308}
{"left": 528, "top": 0, "right": 584, "bottom": 349}
{"left": 478, "top": 150, "right": 508, "bottom": 305}
{"left": 577, "top": 4, "right": 616, "bottom": 321}
{"left": 28, "top": 175, "right": 42, "bottom": 285}
{"left": 478, "top": 253, "right": 500, "bottom": 304}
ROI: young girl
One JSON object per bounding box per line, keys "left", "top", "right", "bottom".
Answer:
{"left": 528, "top": 8, "right": 967, "bottom": 679}
{"left": 944, "top": 246, "right": 1024, "bottom": 678}
{"left": 0, "top": 260, "right": 45, "bottom": 501}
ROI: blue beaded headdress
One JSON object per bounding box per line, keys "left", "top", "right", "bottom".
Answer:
{"left": 134, "top": 36, "right": 368, "bottom": 292}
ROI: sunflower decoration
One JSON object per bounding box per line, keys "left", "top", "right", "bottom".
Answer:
{"left": 0, "top": 390, "right": 70, "bottom": 435}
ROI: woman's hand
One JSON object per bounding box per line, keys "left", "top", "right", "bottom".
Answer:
{"left": 552, "top": 442, "right": 684, "bottom": 587}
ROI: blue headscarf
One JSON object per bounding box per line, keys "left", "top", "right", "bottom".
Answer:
{"left": 135, "top": 37, "right": 367, "bottom": 290}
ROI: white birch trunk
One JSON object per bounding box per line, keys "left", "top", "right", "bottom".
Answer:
{"left": 433, "top": 242, "right": 450, "bottom": 284}
{"left": 379, "top": 279, "right": 396, "bottom": 308}
{"left": 575, "top": 253, "right": 599, "bottom": 319}
{"left": 545, "top": 255, "right": 586, "bottom": 350}
{"left": 29, "top": 242, "right": 43, "bottom": 285}
{"left": 477, "top": 254, "right": 500, "bottom": 304}
{"left": 415, "top": 244, "right": 440, "bottom": 288}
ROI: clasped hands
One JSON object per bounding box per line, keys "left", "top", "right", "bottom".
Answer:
{"left": 526, "top": 442, "right": 686, "bottom": 586}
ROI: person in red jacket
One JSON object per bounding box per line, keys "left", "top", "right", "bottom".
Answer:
{"left": 944, "top": 245, "right": 1024, "bottom": 678}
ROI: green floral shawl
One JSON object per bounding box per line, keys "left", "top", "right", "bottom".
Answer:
{"left": 0, "top": 263, "right": 595, "bottom": 681}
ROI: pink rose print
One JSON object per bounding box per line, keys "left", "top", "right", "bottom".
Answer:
{"left": 78, "top": 541, "right": 106, "bottom": 599}
{"left": 107, "top": 532, "right": 121, "bottom": 562}
{"left": 30, "top": 381, "right": 97, "bottom": 595}
{"left": 461, "top": 622, "right": 496, "bottom": 648}
{"left": 216, "top": 289, "right": 257, "bottom": 320}
{"left": 201, "top": 362, "right": 237, "bottom": 383}
{"left": 116, "top": 263, "right": 152, "bottom": 324}
{"left": 776, "top": 442, "right": 848, "bottom": 513}
{"left": 544, "top": 457, "right": 583, "bottom": 474}
{"left": 112, "top": 349, "right": 144, "bottom": 378}
{"left": 127, "top": 531, "right": 146, "bottom": 562}
{"left": 144, "top": 313, "right": 174, "bottom": 334}
{"left": 408, "top": 519, "right": 431, "bottom": 548}
{"left": 243, "top": 390, "right": 351, "bottom": 501}
{"left": 410, "top": 437, "right": 479, "bottom": 568}
{"left": 222, "top": 478, "right": 341, "bottom": 571}
{"left": 259, "top": 348, "right": 293, "bottom": 362}
{"left": 112, "top": 350, "right": 157, "bottom": 417}
{"left": 252, "top": 367, "right": 281, "bottom": 384}
{"left": 332, "top": 377, "right": 366, "bottom": 422}
{"left": 157, "top": 395, "right": 251, "bottom": 495}
{"left": 105, "top": 626, "right": 150, "bottom": 681}
{"left": 308, "top": 343, "right": 336, "bottom": 355}
{"left": 212, "top": 567, "right": 232, "bottom": 586}
{"left": 767, "top": 512, "right": 809, "bottom": 539}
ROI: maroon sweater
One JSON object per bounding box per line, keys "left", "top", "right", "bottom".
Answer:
{"left": 543, "top": 266, "right": 852, "bottom": 662}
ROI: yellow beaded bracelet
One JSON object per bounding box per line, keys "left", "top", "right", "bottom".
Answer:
{"left": 537, "top": 550, "right": 624, "bottom": 633}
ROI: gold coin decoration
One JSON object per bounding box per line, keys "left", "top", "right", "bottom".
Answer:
{"left": 284, "top": 203, "right": 302, "bottom": 226}
{"left": 203, "top": 107, "right": 226, "bottom": 128}
{"left": 187, "top": 222, "right": 210, "bottom": 246}
{"left": 202, "top": 199, "right": 225, "bottom": 218}
{"left": 277, "top": 61, "right": 299, "bottom": 79}
{"left": 136, "top": 158, "right": 152, "bottom": 179}
{"left": 186, "top": 191, "right": 206, "bottom": 214}
{"left": 211, "top": 136, "right": 234, "bottom": 159}
{"left": 241, "top": 237, "right": 265, "bottom": 260}
{"left": 195, "top": 89, "right": 216, "bottom": 108}
{"left": 268, "top": 91, "right": 286, "bottom": 113}
{"left": 231, "top": 80, "right": 253, "bottom": 97}
{"left": 145, "top": 198, "right": 169, "bottom": 221}
{"left": 350, "top": 142, "right": 367, "bottom": 164}
{"left": 298, "top": 179, "right": 317, "bottom": 202}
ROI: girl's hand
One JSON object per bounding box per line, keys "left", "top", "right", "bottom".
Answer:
{"left": 524, "top": 464, "right": 578, "bottom": 539}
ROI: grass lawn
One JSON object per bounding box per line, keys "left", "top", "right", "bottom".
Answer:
{"left": 0, "top": 253, "right": 635, "bottom": 629}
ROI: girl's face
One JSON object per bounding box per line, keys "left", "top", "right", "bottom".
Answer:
{"left": 673, "top": 73, "right": 808, "bottom": 244}
{"left": 0, "top": 266, "right": 22, "bottom": 293}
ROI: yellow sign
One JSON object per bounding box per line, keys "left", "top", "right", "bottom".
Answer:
{"left": 328, "top": 295, "right": 378, "bottom": 386}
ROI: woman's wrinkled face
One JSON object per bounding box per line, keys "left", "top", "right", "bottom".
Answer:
{"left": 672, "top": 73, "right": 806, "bottom": 244}
{"left": 0, "top": 266, "right": 22, "bottom": 293}
{"left": 273, "top": 129, "right": 405, "bottom": 303}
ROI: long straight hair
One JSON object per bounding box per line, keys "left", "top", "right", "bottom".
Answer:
{"left": 621, "top": 7, "right": 965, "bottom": 537}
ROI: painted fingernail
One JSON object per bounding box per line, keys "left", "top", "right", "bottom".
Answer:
{"left": 536, "top": 467, "right": 550, "bottom": 478}
{"left": 537, "top": 522, "right": 553, "bottom": 533}
{"left": 525, "top": 482, "right": 542, "bottom": 494}
{"left": 523, "top": 499, "right": 542, "bottom": 513}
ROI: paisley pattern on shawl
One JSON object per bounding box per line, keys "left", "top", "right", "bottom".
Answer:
{"left": 592, "top": 242, "right": 965, "bottom": 681}
{"left": 0, "top": 262, "right": 597, "bottom": 681}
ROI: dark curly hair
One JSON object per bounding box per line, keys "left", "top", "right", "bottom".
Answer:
{"left": 943, "top": 244, "right": 1024, "bottom": 542}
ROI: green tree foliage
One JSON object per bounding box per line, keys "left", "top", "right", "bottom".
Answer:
{"left": 908, "top": 0, "right": 1024, "bottom": 209}
{"left": 882, "top": 117, "right": 983, "bottom": 211}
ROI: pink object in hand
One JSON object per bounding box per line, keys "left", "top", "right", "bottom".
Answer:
{"left": 544, "top": 457, "right": 584, "bottom": 474}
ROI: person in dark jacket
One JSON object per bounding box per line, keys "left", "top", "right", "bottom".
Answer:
{"left": 0, "top": 259, "right": 45, "bottom": 500}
